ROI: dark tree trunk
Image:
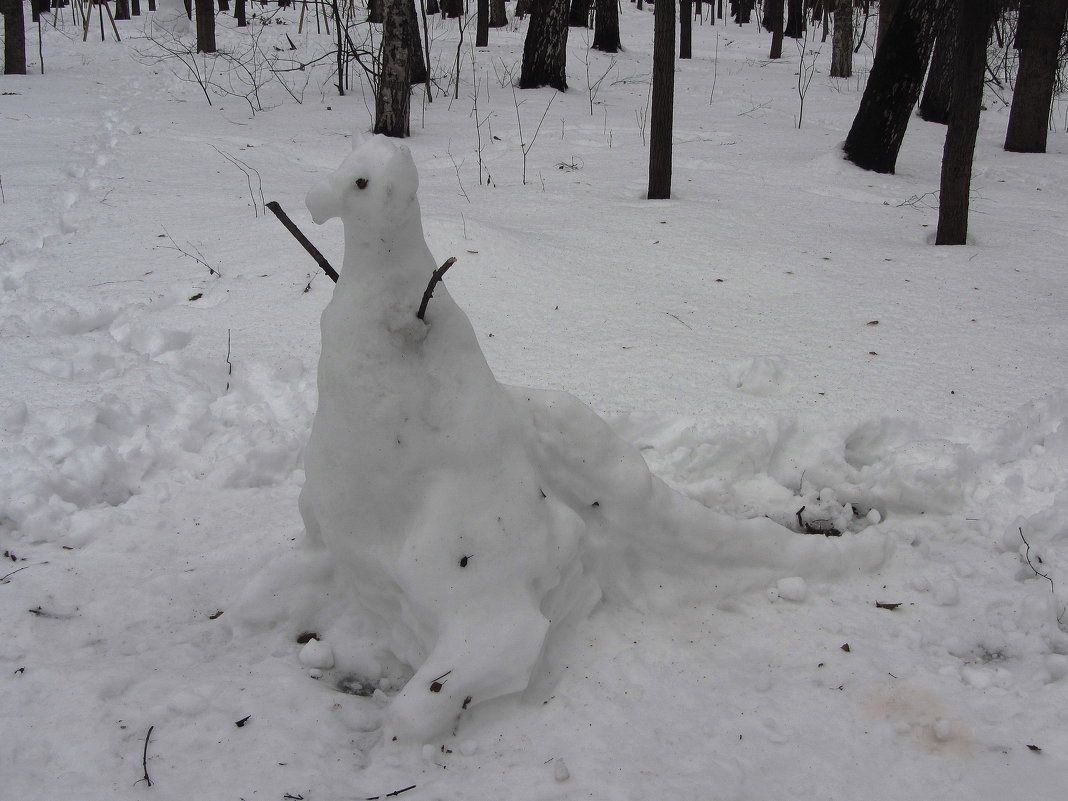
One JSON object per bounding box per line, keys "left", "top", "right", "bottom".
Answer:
{"left": 235, "top": 0, "right": 246, "bottom": 26}
{"left": 440, "top": 0, "right": 462, "bottom": 17}
{"left": 3, "top": 0, "right": 28, "bottom": 75}
{"left": 520, "top": 0, "right": 570, "bottom": 91}
{"left": 426, "top": 0, "right": 439, "bottom": 13}
{"left": 515, "top": 0, "right": 531, "bottom": 16}
{"left": 648, "top": 0, "right": 675, "bottom": 198}
{"left": 132, "top": 0, "right": 141, "bottom": 14}
{"left": 568, "top": 0, "right": 588, "bottom": 25}
{"left": 195, "top": 0, "right": 216, "bottom": 53}
{"left": 1005, "top": 0, "right": 1068, "bottom": 153}
{"left": 477, "top": 0, "right": 489, "bottom": 45}
{"left": 877, "top": 0, "right": 901, "bottom": 51}
{"left": 829, "top": 0, "right": 852, "bottom": 77}
{"left": 843, "top": 0, "right": 946, "bottom": 174}
{"left": 681, "top": 0, "right": 692, "bottom": 57}
{"left": 115, "top": 0, "right": 130, "bottom": 19}
{"left": 375, "top": 0, "right": 412, "bottom": 137}
{"left": 592, "top": 0, "right": 620, "bottom": 51}
{"left": 214, "top": 0, "right": 224, "bottom": 10}
{"left": 734, "top": 0, "right": 753, "bottom": 23}
{"left": 761, "top": 0, "right": 774, "bottom": 31}
{"left": 408, "top": 0, "right": 427, "bottom": 84}
{"left": 785, "top": 0, "right": 803, "bottom": 37}
{"left": 935, "top": 0, "right": 998, "bottom": 245}
{"left": 918, "top": 0, "right": 957, "bottom": 123}
{"left": 769, "top": 0, "right": 784, "bottom": 57}
{"left": 490, "top": 0, "right": 507, "bottom": 26}
{"left": 369, "top": 0, "right": 385, "bottom": 22}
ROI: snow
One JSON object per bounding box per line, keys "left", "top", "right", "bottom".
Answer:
{"left": 2, "top": 6, "right": 1068, "bottom": 800}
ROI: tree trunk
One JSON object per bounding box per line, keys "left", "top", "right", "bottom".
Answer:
{"left": 769, "top": 0, "right": 784, "bottom": 57}
{"left": 235, "top": 0, "right": 246, "bottom": 26}
{"left": 877, "top": 0, "right": 902, "bottom": 51}
{"left": 520, "top": 0, "right": 570, "bottom": 91}
{"left": 477, "top": 0, "right": 489, "bottom": 45}
{"left": 568, "top": 0, "right": 587, "bottom": 26}
{"left": 1004, "top": 0, "right": 1068, "bottom": 153}
{"left": 918, "top": 0, "right": 956, "bottom": 123}
{"left": 785, "top": 0, "right": 803, "bottom": 37}
{"left": 829, "top": 0, "right": 851, "bottom": 76}
{"left": 761, "top": 0, "right": 774, "bottom": 31}
{"left": 195, "top": 0, "right": 216, "bottom": 54}
{"left": 132, "top": 0, "right": 142, "bottom": 15}
{"left": 681, "top": 0, "right": 692, "bottom": 57}
{"left": 490, "top": 0, "right": 507, "bottom": 26}
{"left": 369, "top": 0, "right": 385, "bottom": 22}
{"left": 440, "top": 0, "right": 462, "bottom": 17}
{"left": 408, "top": 0, "right": 427, "bottom": 84}
{"left": 3, "top": 0, "right": 28, "bottom": 75}
{"left": 115, "top": 0, "right": 131, "bottom": 19}
{"left": 935, "top": 0, "right": 998, "bottom": 245}
{"left": 843, "top": 0, "right": 946, "bottom": 174}
{"left": 593, "top": 0, "right": 620, "bottom": 50}
{"left": 375, "top": 0, "right": 413, "bottom": 137}
{"left": 648, "top": 0, "right": 675, "bottom": 199}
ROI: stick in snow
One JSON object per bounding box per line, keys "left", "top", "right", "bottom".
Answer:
{"left": 417, "top": 258, "right": 457, "bottom": 322}
{"left": 138, "top": 726, "right": 154, "bottom": 788}
{"left": 265, "top": 201, "right": 339, "bottom": 283}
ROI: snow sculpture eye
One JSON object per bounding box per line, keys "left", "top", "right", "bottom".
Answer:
{"left": 354, "top": 177, "right": 369, "bottom": 190}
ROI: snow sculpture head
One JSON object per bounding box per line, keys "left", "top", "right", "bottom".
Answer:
{"left": 305, "top": 135, "right": 420, "bottom": 233}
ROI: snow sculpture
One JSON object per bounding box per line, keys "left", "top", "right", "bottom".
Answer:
{"left": 296, "top": 135, "right": 889, "bottom": 744}
{"left": 299, "top": 136, "right": 591, "bottom": 742}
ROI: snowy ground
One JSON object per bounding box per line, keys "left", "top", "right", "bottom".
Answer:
{"left": 3, "top": 7, "right": 1068, "bottom": 800}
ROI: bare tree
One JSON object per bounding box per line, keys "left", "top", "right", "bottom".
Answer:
{"left": 768, "top": 0, "right": 785, "bottom": 58}
{"left": 681, "top": 0, "right": 693, "bottom": 59}
{"left": 490, "top": 0, "right": 508, "bottom": 26}
{"left": 477, "top": 0, "right": 489, "bottom": 46}
{"left": 829, "top": 0, "right": 852, "bottom": 77}
{"left": 936, "top": 0, "right": 999, "bottom": 245}
{"left": 195, "top": 0, "right": 216, "bottom": 54}
{"left": 918, "top": 0, "right": 957, "bottom": 124}
{"left": 375, "top": 0, "right": 413, "bottom": 137}
{"left": 3, "top": 0, "right": 27, "bottom": 75}
{"left": 1005, "top": 0, "right": 1068, "bottom": 153}
{"left": 648, "top": 0, "right": 675, "bottom": 199}
{"left": 843, "top": 0, "right": 947, "bottom": 174}
{"left": 592, "top": 0, "right": 620, "bottom": 52}
{"left": 520, "top": 0, "right": 570, "bottom": 91}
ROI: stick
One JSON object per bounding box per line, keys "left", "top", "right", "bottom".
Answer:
{"left": 265, "top": 201, "right": 339, "bottom": 283}
{"left": 140, "top": 725, "right": 154, "bottom": 787}
{"left": 417, "top": 258, "right": 457, "bottom": 322}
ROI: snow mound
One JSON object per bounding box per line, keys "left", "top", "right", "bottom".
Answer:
{"left": 241, "top": 136, "right": 890, "bottom": 744}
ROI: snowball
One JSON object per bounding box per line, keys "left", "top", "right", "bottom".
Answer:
{"left": 775, "top": 577, "right": 808, "bottom": 603}
{"left": 298, "top": 638, "right": 335, "bottom": 671}
{"left": 553, "top": 758, "right": 571, "bottom": 782}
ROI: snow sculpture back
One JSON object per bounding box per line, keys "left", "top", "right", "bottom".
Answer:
{"left": 298, "top": 135, "right": 591, "bottom": 743}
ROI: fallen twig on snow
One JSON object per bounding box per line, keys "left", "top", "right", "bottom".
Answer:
{"left": 0, "top": 562, "right": 48, "bottom": 584}
{"left": 265, "top": 201, "right": 339, "bottom": 283}
{"left": 366, "top": 785, "right": 417, "bottom": 800}
{"left": 1020, "top": 528, "right": 1055, "bottom": 592}
{"left": 137, "top": 725, "right": 154, "bottom": 788}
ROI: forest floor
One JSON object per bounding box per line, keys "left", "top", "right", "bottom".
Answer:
{"left": 3, "top": 6, "right": 1068, "bottom": 800}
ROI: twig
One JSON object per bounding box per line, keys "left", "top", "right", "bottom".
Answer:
{"left": 211, "top": 146, "right": 265, "bottom": 216}
{"left": 225, "top": 329, "right": 232, "bottom": 393}
{"left": 0, "top": 174, "right": 5, "bottom": 203}
{"left": 417, "top": 258, "right": 457, "bottom": 322}
{"left": 367, "top": 785, "right": 417, "bottom": 800}
{"left": 138, "top": 725, "right": 154, "bottom": 788}
{"left": 1, "top": 562, "right": 48, "bottom": 584}
{"left": 265, "top": 201, "right": 339, "bottom": 283}
{"left": 1020, "top": 528, "right": 1055, "bottom": 592}
{"left": 663, "top": 311, "right": 693, "bottom": 330}
{"left": 160, "top": 227, "right": 219, "bottom": 277}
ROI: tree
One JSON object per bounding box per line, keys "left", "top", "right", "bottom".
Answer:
{"left": 681, "top": 0, "right": 693, "bottom": 59}
{"left": 490, "top": 0, "right": 508, "bottom": 26}
{"left": 785, "top": 0, "right": 804, "bottom": 37}
{"left": 235, "top": 0, "right": 246, "bottom": 27}
{"left": 877, "top": 0, "right": 901, "bottom": 51}
{"left": 592, "top": 0, "right": 620, "bottom": 52}
{"left": 648, "top": 0, "right": 675, "bottom": 198}
{"left": 768, "top": 0, "right": 785, "bottom": 58}
{"left": 116, "top": 0, "right": 132, "bottom": 20}
{"left": 440, "top": 0, "right": 463, "bottom": 18}
{"left": 569, "top": 0, "right": 588, "bottom": 26}
{"left": 477, "top": 0, "right": 489, "bottom": 46}
{"left": 2, "top": 0, "right": 27, "bottom": 75}
{"left": 829, "top": 0, "right": 852, "bottom": 76}
{"left": 407, "top": 0, "right": 428, "bottom": 85}
{"left": 195, "top": 0, "right": 216, "bottom": 54}
{"left": 917, "top": 1, "right": 957, "bottom": 124}
{"left": 842, "top": 0, "right": 947, "bottom": 174}
{"left": 1005, "top": 0, "right": 1068, "bottom": 153}
{"left": 935, "top": 0, "right": 999, "bottom": 245}
{"left": 520, "top": 0, "right": 570, "bottom": 91}
{"left": 375, "top": 0, "right": 413, "bottom": 137}
{"left": 369, "top": 0, "right": 385, "bottom": 22}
